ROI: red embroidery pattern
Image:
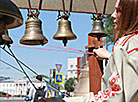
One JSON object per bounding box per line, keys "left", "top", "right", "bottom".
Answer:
{"left": 122, "top": 33, "right": 138, "bottom": 47}
{"left": 94, "top": 89, "right": 115, "bottom": 101}
{"left": 112, "top": 33, "right": 138, "bottom": 52}
{"left": 127, "top": 48, "right": 138, "bottom": 54}
{"left": 94, "top": 74, "right": 121, "bottom": 101}
{"left": 109, "top": 74, "right": 121, "bottom": 92}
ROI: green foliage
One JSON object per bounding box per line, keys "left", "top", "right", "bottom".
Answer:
{"left": 64, "top": 78, "right": 77, "bottom": 92}
{"left": 32, "top": 74, "right": 49, "bottom": 79}
{"left": 103, "top": 15, "right": 114, "bottom": 49}
{"left": 58, "top": 85, "right": 64, "bottom": 90}
{"left": 40, "top": 74, "right": 49, "bottom": 79}
{"left": 0, "top": 91, "right": 7, "bottom": 95}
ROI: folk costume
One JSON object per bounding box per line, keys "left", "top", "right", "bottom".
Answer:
{"left": 95, "top": 33, "right": 138, "bottom": 102}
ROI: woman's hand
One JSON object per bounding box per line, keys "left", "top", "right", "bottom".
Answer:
{"left": 93, "top": 48, "right": 111, "bottom": 59}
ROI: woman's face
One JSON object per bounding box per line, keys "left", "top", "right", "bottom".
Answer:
{"left": 111, "top": 0, "right": 121, "bottom": 30}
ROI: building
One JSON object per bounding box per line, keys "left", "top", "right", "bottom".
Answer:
{"left": 0, "top": 78, "right": 29, "bottom": 96}
{"left": 67, "top": 58, "right": 78, "bottom": 79}
{"left": 0, "top": 78, "right": 47, "bottom": 96}
{"left": 0, "top": 78, "right": 61, "bottom": 97}
{"left": 67, "top": 54, "right": 88, "bottom": 80}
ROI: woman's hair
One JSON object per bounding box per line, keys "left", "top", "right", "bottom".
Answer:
{"left": 114, "top": 0, "right": 138, "bottom": 41}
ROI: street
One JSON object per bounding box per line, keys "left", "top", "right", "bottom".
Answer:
{"left": 0, "top": 97, "right": 26, "bottom": 102}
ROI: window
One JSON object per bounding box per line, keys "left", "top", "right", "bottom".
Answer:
{"left": 70, "top": 65, "right": 73, "bottom": 68}
{"left": 70, "top": 71, "right": 73, "bottom": 74}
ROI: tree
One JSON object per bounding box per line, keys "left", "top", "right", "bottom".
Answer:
{"left": 58, "top": 85, "right": 64, "bottom": 90}
{"left": 64, "top": 78, "right": 77, "bottom": 92}
{"left": 40, "top": 74, "right": 49, "bottom": 79}
{"left": 103, "top": 15, "right": 114, "bottom": 50}
{"left": 32, "top": 74, "right": 49, "bottom": 79}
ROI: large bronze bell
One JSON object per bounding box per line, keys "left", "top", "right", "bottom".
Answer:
{"left": 0, "top": 0, "right": 23, "bottom": 29}
{"left": 53, "top": 15, "right": 77, "bottom": 46}
{"left": 20, "top": 14, "right": 48, "bottom": 45}
{"left": 0, "top": 30, "right": 13, "bottom": 45}
{"left": 88, "top": 19, "right": 107, "bottom": 41}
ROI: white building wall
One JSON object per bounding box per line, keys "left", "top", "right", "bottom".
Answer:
{"left": 0, "top": 78, "right": 31, "bottom": 96}
{"left": 67, "top": 58, "right": 78, "bottom": 79}
{"left": 0, "top": 78, "right": 48, "bottom": 96}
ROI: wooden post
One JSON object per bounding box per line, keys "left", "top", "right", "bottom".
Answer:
{"left": 85, "top": 35, "right": 103, "bottom": 94}
{"left": 77, "top": 57, "right": 81, "bottom": 82}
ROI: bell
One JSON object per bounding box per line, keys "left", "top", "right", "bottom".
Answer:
{"left": 74, "top": 67, "right": 89, "bottom": 97}
{"left": 0, "top": 0, "right": 23, "bottom": 29}
{"left": 53, "top": 15, "right": 77, "bottom": 46}
{"left": 0, "top": 30, "right": 13, "bottom": 45}
{"left": 0, "top": 21, "right": 13, "bottom": 45}
{"left": 2, "top": 30, "right": 13, "bottom": 44}
{"left": 88, "top": 19, "right": 107, "bottom": 41}
{"left": 20, "top": 15, "right": 48, "bottom": 45}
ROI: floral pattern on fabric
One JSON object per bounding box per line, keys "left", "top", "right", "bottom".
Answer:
{"left": 94, "top": 74, "right": 121, "bottom": 101}
{"left": 109, "top": 74, "right": 121, "bottom": 92}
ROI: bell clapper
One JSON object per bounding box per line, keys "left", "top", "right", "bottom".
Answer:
{"left": 63, "top": 38, "right": 68, "bottom": 47}
{"left": 97, "top": 36, "right": 101, "bottom": 48}
{"left": 97, "top": 35, "right": 101, "bottom": 41}
{"left": 40, "top": 40, "right": 44, "bottom": 46}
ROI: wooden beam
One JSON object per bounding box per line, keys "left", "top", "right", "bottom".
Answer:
{"left": 12, "top": 0, "right": 116, "bottom": 14}
{"left": 87, "top": 36, "right": 103, "bottom": 94}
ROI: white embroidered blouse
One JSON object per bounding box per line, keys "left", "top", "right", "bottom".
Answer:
{"left": 94, "top": 33, "right": 138, "bottom": 102}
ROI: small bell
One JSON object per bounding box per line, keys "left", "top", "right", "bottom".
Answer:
{"left": 20, "top": 13, "right": 48, "bottom": 45}
{"left": 0, "top": 21, "right": 13, "bottom": 45}
{"left": 53, "top": 15, "right": 77, "bottom": 46}
{"left": 88, "top": 19, "right": 107, "bottom": 41}
{"left": 0, "top": 30, "right": 13, "bottom": 45}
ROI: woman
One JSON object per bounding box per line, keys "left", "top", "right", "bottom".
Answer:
{"left": 93, "top": 0, "right": 138, "bottom": 102}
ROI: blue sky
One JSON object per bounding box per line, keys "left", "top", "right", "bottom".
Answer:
{"left": 0, "top": 9, "right": 95, "bottom": 80}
